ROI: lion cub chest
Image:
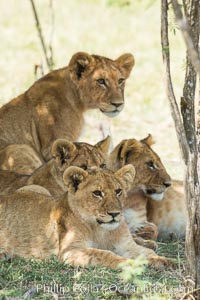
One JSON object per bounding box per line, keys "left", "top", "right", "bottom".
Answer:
{"left": 83, "top": 226, "right": 123, "bottom": 251}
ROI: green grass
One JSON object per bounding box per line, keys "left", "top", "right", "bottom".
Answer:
{"left": 0, "top": 241, "right": 185, "bottom": 300}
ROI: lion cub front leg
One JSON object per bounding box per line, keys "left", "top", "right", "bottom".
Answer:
{"left": 112, "top": 221, "right": 173, "bottom": 269}
{"left": 60, "top": 248, "right": 128, "bottom": 269}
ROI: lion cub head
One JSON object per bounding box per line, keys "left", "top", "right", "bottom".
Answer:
{"left": 63, "top": 165, "right": 135, "bottom": 230}
{"left": 108, "top": 135, "right": 171, "bottom": 201}
{"left": 69, "top": 52, "right": 134, "bottom": 117}
{"left": 51, "top": 136, "right": 110, "bottom": 172}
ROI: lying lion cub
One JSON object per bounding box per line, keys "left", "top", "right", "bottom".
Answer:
{"left": 0, "top": 52, "right": 134, "bottom": 175}
{"left": 0, "top": 136, "right": 110, "bottom": 196}
{"left": 108, "top": 134, "right": 186, "bottom": 240}
{"left": 0, "top": 165, "right": 172, "bottom": 269}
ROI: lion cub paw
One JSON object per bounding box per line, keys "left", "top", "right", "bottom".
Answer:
{"left": 148, "top": 255, "right": 175, "bottom": 269}
{"left": 142, "top": 240, "right": 158, "bottom": 251}
{"left": 132, "top": 235, "right": 158, "bottom": 251}
{"left": 134, "top": 221, "right": 158, "bottom": 240}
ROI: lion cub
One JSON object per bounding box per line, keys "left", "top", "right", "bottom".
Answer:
{"left": 0, "top": 52, "right": 134, "bottom": 175}
{"left": 0, "top": 166, "right": 172, "bottom": 269}
{"left": 108, "top": 134, "right": 186, "bottom": 240}
{"left": 0, "top": 136, "right": 110, "bottom": 196}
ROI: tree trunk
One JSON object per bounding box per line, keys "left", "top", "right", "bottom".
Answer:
{"left": 185, "top": 154, "right": 200, "bottom": 299}
{"left": 161, "top": 0, "right": 200, "bottom": 298}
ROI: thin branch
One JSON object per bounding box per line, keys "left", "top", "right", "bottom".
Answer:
{"left": 171, "top": 0, "right": 200, "bottom": 157}
{"left": 161, "top": 0, "right": 189, "bottom": 163}
{"left": 171, "top": 0, "right": 200, "bottom": 75}
{"left": 34, "top": 63, "right": 44, "bottom": 78}
{"left": 48, "top": 0, "right": 55, "bottom": 69}
{"left": 30, "top": 0, "right": 52, "bottom": 71}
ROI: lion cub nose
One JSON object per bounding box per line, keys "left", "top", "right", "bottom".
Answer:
{"left": 163, "top": 181, "right": 171, "bottom": 188}
{"left": 111, "top": 102, "right": 123, "bottom": 108}
{"left": 108, "top": 211, "right": 120, "bottom": 218}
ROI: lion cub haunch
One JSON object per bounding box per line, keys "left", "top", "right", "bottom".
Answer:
{"left": 0, "top": 52, "right": 134, "bottom": 175}
{"left": 108, "top": 135, "right": 186, "bottom": 240}
{"left": 0, "top": 136, "right": 110, "bottom": 196}
{"left": 0, "top": 166, "right": 173, "bottom": 269}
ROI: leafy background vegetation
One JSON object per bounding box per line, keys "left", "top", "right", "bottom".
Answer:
{"left": 0, "top": 0, "right": 186, "bottom": 299}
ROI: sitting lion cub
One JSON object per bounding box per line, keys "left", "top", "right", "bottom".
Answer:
{"left": 0, "top": 136, "right": 110, "bottom": 196}
{"left": 108, "top": 134, "right": 186, "bottom": 240}
{"left": 0, "top": 165, "right": 172, "bottom": 269}
{"left": 0, "top": 52, "right": 134, "bottom": 175}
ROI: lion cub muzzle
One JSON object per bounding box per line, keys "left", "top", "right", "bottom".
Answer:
{"left": 100, "top": 101, "right": 124, "bottom": 118}
{"left": 142, "top": 186, "right": 164, "bottom": 201}
{"left": 96, "top": 211, "right": 122, "bottom": 229}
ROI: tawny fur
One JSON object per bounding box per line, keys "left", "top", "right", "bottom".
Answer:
{"left": 0, "top": 137, "right": 110, "bottom": 197}
{"left": 0, "top": 166, "right": 173, "bottom": 269}
{"left": 0, "top": 52, "right": 134, "bottom": 175}
{"left": 107, "top": 134, "right": 181, "bottom": 242}
{"left": 147, "top": 180, "right": 186, "bottom": 239}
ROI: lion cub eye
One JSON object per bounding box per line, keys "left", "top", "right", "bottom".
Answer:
{"left": 97, "top": 78, "right": 106, "bottom": 87}
{"left": 92, "top": 190, "right": 104, "bottom": 199}
{"left": 100, "top": 163, "right": 107, "bottom": 169}
{"left": 80, "top": 165, "right": 87, "bottom": 170}
{"left": 115, "top": 189, "right": 122, "bottom": 197}
{"left": 146, "top": 161, "right": 157, "bottom": 171}
{"left": 118, "top": 78, "right": 125, "bottom": 85}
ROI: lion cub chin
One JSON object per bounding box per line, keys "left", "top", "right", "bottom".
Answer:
{"left": 0, "top": 165, "right": 173, "bottom": 269}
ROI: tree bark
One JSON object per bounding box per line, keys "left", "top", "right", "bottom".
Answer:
{"left": 161, "top": 0, "right": 189, "bottom": 164}
{"left": 161, "top": 0, "right": 200, "bottom": 298}
{"left": 171, "top": 1, "right": 200, "bottom": 298}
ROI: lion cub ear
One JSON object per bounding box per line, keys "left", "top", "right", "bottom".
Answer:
{"left": 95, "top": 136, "right": 111, "bottom": 154}
{"left": 51, "top": 139, "right": 77, "bottom": 170}
{"left": 115, "top": 53, "right": 135, "bottom": 79}
{"left": 63, "top": 166, "right": 88, "bottom": 192}
{"left": 115, "top": 164, "right": 135, "bottom": 191}
{"left": 111, "top": 139, "right": 142, "bottom": 167}
{"left": 69, "top": 52, "right": 95, "bottom": 80}
{"left": 140, "top": 134, "right": 155, "bottom": 147}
